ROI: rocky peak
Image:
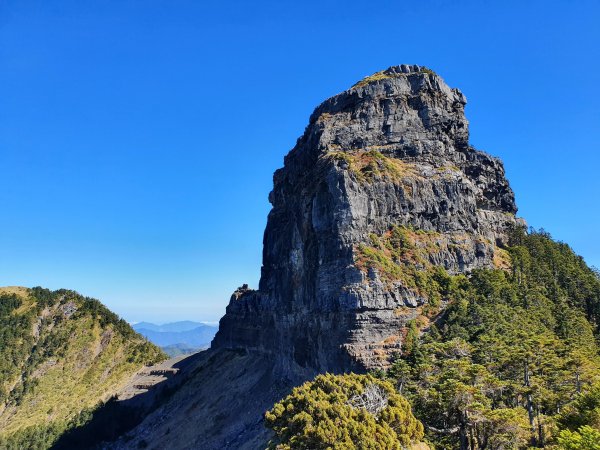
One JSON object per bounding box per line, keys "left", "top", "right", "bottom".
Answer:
{"left": 113, "top": 68, "right": 525, "bottom": 449}
{"left": 213, "top": 66, "right": 520, "bottom": 374}
{"left": 308, "top": 64, "right": 469, "bottom": 156}
{"left": 280, "top": 65, "right": 515, "bottom": 214}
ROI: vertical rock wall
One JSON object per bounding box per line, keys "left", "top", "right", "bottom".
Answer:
{"left": 212, "top": 64, "right": 519, "bottom": 374}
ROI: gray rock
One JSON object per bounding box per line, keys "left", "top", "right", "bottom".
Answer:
{"left": 116, "top": 66, "right": 521, "bottom": 449}
{"left": 212, "top": 65, "right": 518, "bottom": 373}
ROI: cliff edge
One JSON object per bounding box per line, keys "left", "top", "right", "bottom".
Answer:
{"left": 213, "top": 64, "right": 518, "bottom": 372}
{"left": 114, "top": 65, "right": 521, "bottom": 449}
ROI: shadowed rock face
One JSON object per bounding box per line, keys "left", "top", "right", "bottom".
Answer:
{"left": 213, "top": 65, "right": 518, "bottom": 373}
{"left": 113, "top": 66, "right": 520, "bottom": 450}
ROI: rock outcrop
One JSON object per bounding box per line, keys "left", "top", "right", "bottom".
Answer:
{"left": 115, "top": 65, "right": 520, "bottom": 449}
{"left": 213, "top": 64, "right": 518, "bottom": 372}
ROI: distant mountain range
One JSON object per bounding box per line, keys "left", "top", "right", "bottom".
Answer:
{"left": 132, "top": 321, "right": 218, "bottom": 356}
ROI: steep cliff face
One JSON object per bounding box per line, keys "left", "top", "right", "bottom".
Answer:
{"left": 213, "top": 65, "right": 518, "bottom": 372}
{"left": 114, "top": 66, "right": 521, "bottom": 450}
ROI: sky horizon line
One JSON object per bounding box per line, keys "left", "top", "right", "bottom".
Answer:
{"left": 2, "top": 0, "right": 598, "bottom": 323}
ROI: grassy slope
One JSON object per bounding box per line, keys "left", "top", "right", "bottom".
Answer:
{"left": 0, "top": 286, "right": 166, "bottom": 446}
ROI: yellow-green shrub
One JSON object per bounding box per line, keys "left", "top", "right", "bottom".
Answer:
{"left": 265, "top": 373, "right": 424, "bottom": 449}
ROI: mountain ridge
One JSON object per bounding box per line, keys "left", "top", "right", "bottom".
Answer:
{"left": 133, "top": 323, "right": 217, "bottom": 350}
{"left": 133, "top": 321, "right": 214, "bottom": 333}
{"left": 111, "top": 65, "right": 528, "bottom": 449}
{"left": 213, "top": 63, "right": 520, "bottom": 373}
{"left": 0, "top": 286, "right": 165, "bottom": 449}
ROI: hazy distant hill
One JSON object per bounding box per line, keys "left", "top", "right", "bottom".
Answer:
{"left": 133, "top": 321, "right": 217, "bottom": 355}
{"left": 134, "top": 320, "right": 211, "bottom": 333}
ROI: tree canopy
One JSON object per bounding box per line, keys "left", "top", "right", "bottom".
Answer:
{"left": 383, "top": 229, "right": 600, "bottom": 449}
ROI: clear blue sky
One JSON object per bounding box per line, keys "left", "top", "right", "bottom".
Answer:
{"left": 1, "top": 0, "right": 599, "bottom": 323}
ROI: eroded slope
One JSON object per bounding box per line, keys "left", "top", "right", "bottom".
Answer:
{"left": 0, "top": 287, "right": 165, "bottom": 448}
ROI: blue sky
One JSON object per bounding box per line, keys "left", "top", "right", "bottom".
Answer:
{"left": 1, "top": 0, "right": 599, "bottom": 323}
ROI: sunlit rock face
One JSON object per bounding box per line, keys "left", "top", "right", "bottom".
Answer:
{"left": 212, "top": 64, "right": 519, "bottom": 373}
{"left": 115, "top": 65, "right": 522, "bottom": 450}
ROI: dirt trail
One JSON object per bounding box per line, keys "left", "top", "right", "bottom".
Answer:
{"left": 117, "top": 354, "right": 192, "bottom": 402}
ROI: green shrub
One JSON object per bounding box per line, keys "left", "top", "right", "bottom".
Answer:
{"left": 265, "top": 373, "right": 424, "bottom": 449}
{"left": 557, "top": 426, "right": 600, "bottom": 450}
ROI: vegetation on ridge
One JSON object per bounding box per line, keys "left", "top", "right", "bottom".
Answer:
{"left": 355, "top": 225, "right": 487, "bottom": 316}
{"left": 352, "top": 67, "right": 435, "bottom": 89}
{"left": 0, "top": 287, "right": 165, "bottom": 449}
{"left": 329, "top": 149, "right": 416, "bottom": 184}
{"left": 382, "top": 228, "right": 600, "bottom": 449}
{"left": 328, "top": 149, "right": 460, "bottom": 191}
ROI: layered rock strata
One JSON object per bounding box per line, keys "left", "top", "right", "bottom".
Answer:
{"left": 114, "top": 65, "right": 520, "bottom": 450}
{"left": 213, "top": 64, "right": 518, "bottom": 372}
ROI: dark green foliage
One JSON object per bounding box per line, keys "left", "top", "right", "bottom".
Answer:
{"left": 558, "top": 383, "right": 600, "bottom": 432}
{"left": 76, "top": 295, "right": 137, "bottom": 338}
{"left": 0, "top": 293, "right": 36, "bottom": 404}
{"left": 383, "top": 229, "right": 600, "bottom": 449}
{"left": 29, "top": 286, "right": 137, "bottom": 339}
{"left": 0, "top": 410, "right": 92, "bottom": 450}
{"left": 509, "top": 229, "right": 600, "bottom": 326}
{"left": 267, "top": 229, "right": 600, "bottom": 448}
{"left": 29, "top": 287, "right": 59, "bottom": 309}
{"left": 0, "top": 293, "right": 22, "bottom": 315}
